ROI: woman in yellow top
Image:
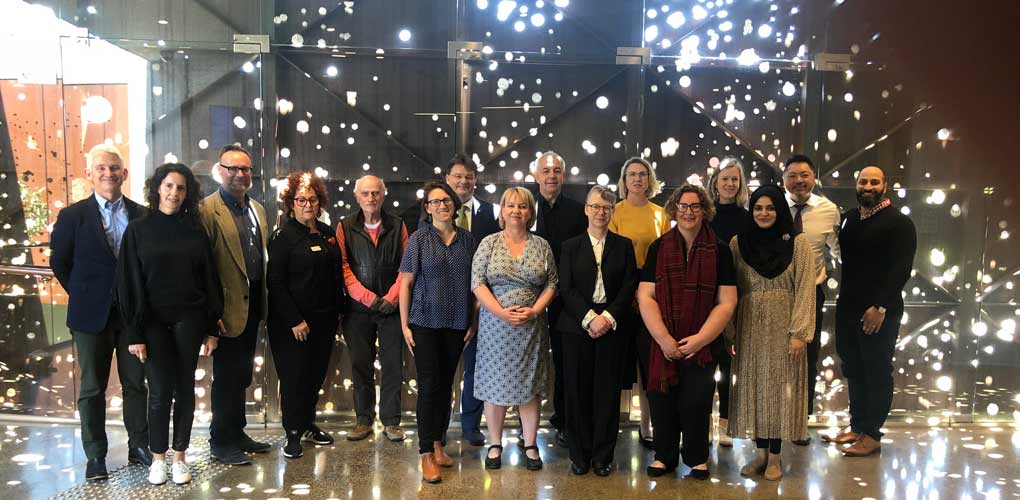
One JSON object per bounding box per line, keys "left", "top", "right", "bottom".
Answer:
{"left": 608, "top": 157, "right": 671, "bottom": 448}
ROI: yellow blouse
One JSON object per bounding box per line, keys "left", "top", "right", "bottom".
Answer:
{"left": 609, "top": 200, "right": 672, "bottom": 269}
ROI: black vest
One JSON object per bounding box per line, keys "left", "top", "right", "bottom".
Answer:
{"left": 341, "top": 210, "right": 404, "bottom": 313}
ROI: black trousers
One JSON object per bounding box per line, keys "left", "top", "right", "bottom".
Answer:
{"left": 806, "top": 285, "right": 825, "bottom": 415}
{"left": 755, "top": 438, "right": 782, "bottom": 454}
{"left": 210, "top": 286, "right": 261, "bottom": 448}
{"left": 342, "top": 310, "right": 403, "bottom": 426}
{"left": 548, "top": 303, "right": 566, "bottom": 432}
{"left": 835, "top": 303, "right": 902, "bottom": 441}
{"left": 144, "top": 310, "right": 206, "bottom": 454}
{"left": 459, "top": 334, "right": 484, "bottom": 433}
{"left": 715, "top": 350, "right": 731, "bottom": 419}
{"left": 269, "top": 311, "right": 338, "bottom": 434}
{"left": 562, "top": 327, "right": 625, "bottom": 466}
{"left": 410, "top": 325, "right": 465, "bottom": 454}
{"left": 647, "top": 362, "right": 716, "bottom": 469}
{"left": 73, "top": 311, "right": 148, "bottom": 459}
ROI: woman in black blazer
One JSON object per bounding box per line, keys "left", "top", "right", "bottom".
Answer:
{"left": 557, "top": 186, "right": 639, "bottom": 477}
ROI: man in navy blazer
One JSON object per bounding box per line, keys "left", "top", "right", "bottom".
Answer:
{"left": 50, "top": 144, "right": 151, "bottom": 481}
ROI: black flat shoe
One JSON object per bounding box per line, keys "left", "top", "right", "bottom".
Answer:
{"left": 85, "top": 458, "right": 108, "bottom": 481}
{"left": 792, "top": 437, "right": 812, "bottom": 446}
{"left": 689, "top": 468, "right": 710, "bottom": 480}
{"left": 570, "top": 461, "right": 590, "bottom": 475}
{"left": 484, "top": 445, "right": 503, "bottom": 470}
{"left": 593, "top": 462, "right": 612, "bottom": 476}
{"left": 523, "top": 445, "right": 543, "bottom": 471}
{"left": 555, "top": 430, "right": 568, "bottom": 448}
{"left": 638, "top": 431, "right": 654, "bottom": 450}
{"left": 646, "top": 463, "right": 676, "bottom": 477}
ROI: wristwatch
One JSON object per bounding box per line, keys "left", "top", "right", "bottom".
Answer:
{"left": 877, "top": 306, "right": 887, "bottom": 314}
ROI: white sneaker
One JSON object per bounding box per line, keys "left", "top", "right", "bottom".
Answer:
{"left": 171, "top": 461, "right": 192, "bottom": 485}
{"left": 148, "top": 459, "right": 167, "bottom": 485}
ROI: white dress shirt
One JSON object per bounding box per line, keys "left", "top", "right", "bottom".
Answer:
{"left": 580, "top": 231, "right": 617, "bottom": 332}
{"left": 786, "top": 192, "right": 841, "bottom": 285}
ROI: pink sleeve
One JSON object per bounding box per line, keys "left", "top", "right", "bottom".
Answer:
{"left": 336, "top": 223, "right": 378, "bottom": 307}
{"left": 381, "top": 223, "right": 409, "bottom": 304}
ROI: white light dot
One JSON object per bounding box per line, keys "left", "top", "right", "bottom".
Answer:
{"left": 596, "top": 174, "right": 610, "bottom": 186}
{"left": 936, "top": 376, "right": 952, "bottom": 392}
{"left": 937, "top": 128, "right": 951, "bottom": 141}
{"left": 326, "top": 65, "right": 338, "bottom": 77}
{"left": 679, "top": 75, "right": 692, "bottom": 88}
{"left": 595, "top": 96, "right": 609, "bottom": 109}
{"left": 280, "top": 147, "right": 290, "bottom": 158}
{"left": 931, "top": 189, "right": 946, "bottom": 204}
{"left": 398, "top": 29, "right": 411, "bottom": 42}
{"left": 930, "top": 248, "right": 946, "bottom": 267}
{"left": 296, "top": 120, "right": 309, "bottom": 134}
{"left": 757, "top": 24, "right": 772, "bottom": 38}
{"left": 827, "top": 129, "right": 838, "bottom": 142}
{"left": 198, "top": 139, "right": 209, "bottom": 150}
{"left": 514, "top": 20, "right": 526, "bottom": 32}
{"left": 242, "top": 62, "right": 255, "bottom": 73}
{"left": 233, "top": 116, "right": 247, "bottom": 129}
{"left": 531, "top": 13, "right": 545, "bottom": 27}
{"left": 644, "top": 25, "right": 659, "bottom": 42}
{"left": 844, "top": 92, "right": 854, "bottom": 102}
{"left": 291, "top": 34, "right": 304, "bottom": 47}
{"left": 782, "top": 81, "right": 797, "bottom": 97}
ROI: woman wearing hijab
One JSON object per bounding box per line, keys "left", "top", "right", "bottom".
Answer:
{"left": 726, "top": 185, "right": 816, "bottom": 481}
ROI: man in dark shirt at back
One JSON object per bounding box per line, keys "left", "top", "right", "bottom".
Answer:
{"left": 531, "top": 151, "right": 587, "bottom": 447}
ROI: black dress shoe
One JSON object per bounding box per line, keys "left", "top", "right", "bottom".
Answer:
{"left": 646, "top": 463, "right": 676, "bottom": 477}
{"left": 555, "top": 430, "right": 568, "bottom": 448}
{"left": 484, "top": 445, "right": 503, "bottom": 470}
{"left": 302, "top": 424, "right": 334, "bottom": 445}
{"left": 523, "top": 445, "right": 543, "bottom": 471}
{"left": 210, "top": 444, "right": 252, "bottom": 465}
{"left": 127, "top": 447, "right": 153, "bottom": 467}
{"left": 85, "top": 458, "right": 108, "bottom": 481}
{"left": 689, "top": 468, "right": 710, "bottom": 480}
{"left": 638, "top": 430, "right": 655, "bottom": 450}
{"left": 237, "top": 433, "right": 272, "bottom": 453}
{"left": 463, "top": 429, "right": 485, "bottom": 446}
{"left": 592, "top": 462, "right": 613, "bottom": 476}
{"left": 570, "top": 461, "right": 590, "bottom": 475}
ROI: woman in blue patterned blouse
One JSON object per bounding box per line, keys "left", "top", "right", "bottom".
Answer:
{"left": 398, "top": 181, "right": 477, "bottom": 484}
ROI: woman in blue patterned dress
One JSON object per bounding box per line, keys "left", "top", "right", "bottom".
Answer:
{"left": 472, "top": 186, "right": 558, "bottom": 472}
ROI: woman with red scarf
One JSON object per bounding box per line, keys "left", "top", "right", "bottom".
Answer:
{"left": 636, "top": 184, "right": 738, "bottom": 480}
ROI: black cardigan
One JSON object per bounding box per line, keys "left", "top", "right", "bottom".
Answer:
{"left": 555, "top": 231, "right": 639, "bottom": 336}
{"left": 116, "top": 211, "right": 224, "bottom": 344}
{"left": 837, "top": 205, "right": 917, "bottom": 312}
{"left": 267, "top": 218, "right": 345, "bottom": 328}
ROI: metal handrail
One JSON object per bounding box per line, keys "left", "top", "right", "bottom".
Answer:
{"left": 0, "top": 264, "right": 55, "bottom": 277}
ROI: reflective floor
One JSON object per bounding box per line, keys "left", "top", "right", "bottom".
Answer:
{"left": 3, "top": 419, "right": 1019, "bottom": 499}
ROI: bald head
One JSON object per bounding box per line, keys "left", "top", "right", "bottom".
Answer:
{"left": 354, "top": 175, "right": 386, "bottom": 219}
{"left": 534, "top": 151, "right": 566, "bottom": 201}
{"left": 856, "top": 166, "right": 887, "bottom": 208}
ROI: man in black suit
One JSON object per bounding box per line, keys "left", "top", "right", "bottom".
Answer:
{"left": 557, "top": 185, "right": 638, "bottom": 476}
{"left": 532, "top": 151, "right": 587, "bottom": 446}
{"left": 442, "top": 154, "right": 501, "bottom": 446}
{"left": 50, "top": 144, "right": 151, "bottom": 481}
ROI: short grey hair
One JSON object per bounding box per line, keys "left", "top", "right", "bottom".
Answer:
{"left": 586, "top": 185, "right": 616, "bottom": 205}
{"left": 354, "top": 175, "right": 387, "bottom": 194}
{"left": 85, "top": 143, "right": 124, "bottom": 170}
{"left": 534, "top": 151, "right": 566, "bottom": 171}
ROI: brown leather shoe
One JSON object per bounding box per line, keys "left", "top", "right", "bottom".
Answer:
{"left": 383, "top": 425, "right": 405, "bottom": 442}
{"left": 421, "top": 453, "right": 441, "bottom": 484}
{"left": 821, "top": 431, "right": 861, "bottom": 444}
{"left": 763, "top": 455, "right": 783, "bottom": 481}
{"left": 842, "top": 435, "right": 881, "bottom": 457}
{"left": 346, "top": 424, "right": 373, "bottom": 441}
{"left": 433, "top": 441, "right": 453, "bottom": 468}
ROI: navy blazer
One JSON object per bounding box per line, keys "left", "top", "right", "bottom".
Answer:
{"left": 556, "top": 231, "right": 638, "bottom": 336}
{"left": 50, "top": 194, "right": 146, "bottom": 334}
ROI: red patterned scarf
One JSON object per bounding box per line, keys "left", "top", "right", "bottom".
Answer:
{"left": 860, "top": 198, "right": 891, "bottom": 220}
{"left": 648, "top": 225, "right": 718, "bottom": 393}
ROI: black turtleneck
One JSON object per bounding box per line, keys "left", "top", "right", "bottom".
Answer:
{"left": 711, "top": 202, "right": 751, "bottom": 244}
{"left": 116, "top": 210, "right": 224, "bottom": 344}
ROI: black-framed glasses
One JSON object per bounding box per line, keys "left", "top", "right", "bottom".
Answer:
{"left": 294, "top": 197, "right": 319, "bottom": 206}
{"left": 426, "top": 198, "right": 454, "bottom": 208}
{"left": 676, "top": 203, "right": 704, "bottom": 213}
{"left": 586, "top": 204, "right": 614, "bottom": 213}
{"left": 221, "top": 165, "right": 252, "bottom": 175}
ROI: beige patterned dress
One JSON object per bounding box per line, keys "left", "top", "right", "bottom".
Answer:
{"left": 727, "top": 234, "right": 816, "bottom": 441}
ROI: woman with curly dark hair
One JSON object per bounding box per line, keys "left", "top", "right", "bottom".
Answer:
{"left": 267, "top": 172, "right": 345, "bottom": 459}
{"left": 117, "top": 163, "right": 224, "bottom": 486}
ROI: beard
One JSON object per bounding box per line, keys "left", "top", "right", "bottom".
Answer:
{"left": 856, "top": 189, "right": 884, "bottom": 208}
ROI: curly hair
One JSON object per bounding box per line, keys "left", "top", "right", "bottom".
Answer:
{"left": 665, "top": 184, "right": 715, "bottom": 223}
{"left": 145, "top": 163, "right": 202, "bottom": 221}
{"left": 279, "top": 171, "right": 329, "bottom": 218}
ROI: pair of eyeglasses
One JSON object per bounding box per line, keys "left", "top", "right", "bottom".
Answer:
{"left": 676, "top": 203, "right": 704, "bottom": 213}
{"left": 427, "top": 198, "right": 454, "bottom": 207}
{"left": 586, "top": 204, "right": 614, "bottom": 213}
{"left": 294, "top": 197, "right": 319, "bottom": 206}
{"left": 626, "top": 171, "right": 649, "bottom": 179}
{"left": 222, "top": 165, "right": 253, "bottom": 175}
